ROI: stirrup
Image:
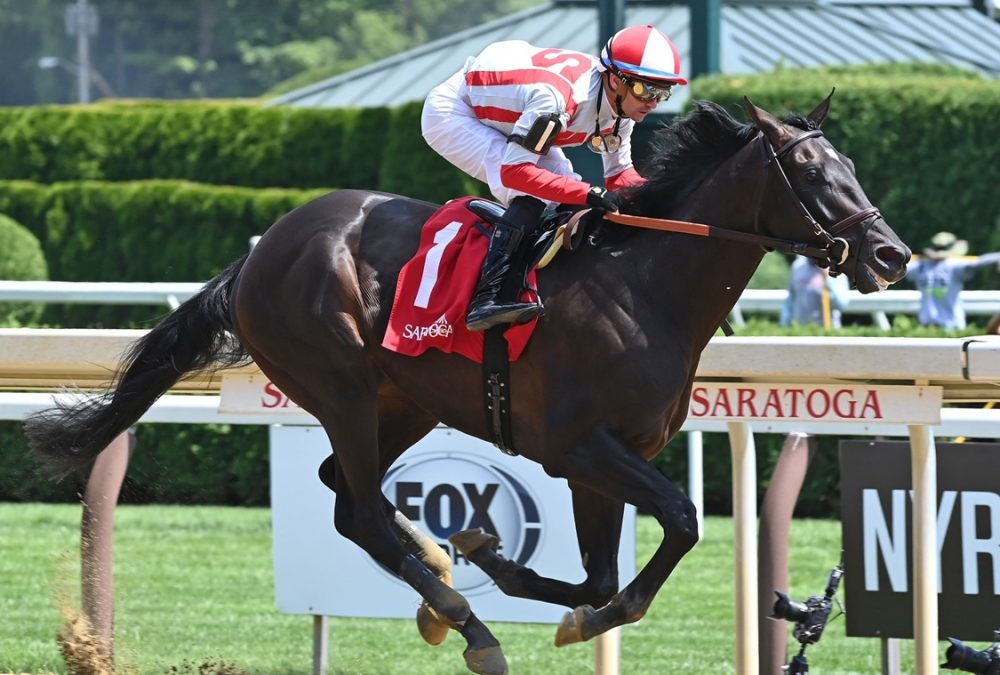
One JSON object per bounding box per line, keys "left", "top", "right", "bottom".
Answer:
{"left": 466, "top": 301, "right": 543, "bottom": 332}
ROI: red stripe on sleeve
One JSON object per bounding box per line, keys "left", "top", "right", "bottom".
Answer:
{"left": 471, "top": 106, "right": 522, "bottom": 123}
{"left": 607, "top": 167, "right": 646, "bottom": 191}
{"left": 500, "top": 163, "right": 591, "bottom": 205}
{"left": 554, "top": 130, "right": 590, "bottom": 146}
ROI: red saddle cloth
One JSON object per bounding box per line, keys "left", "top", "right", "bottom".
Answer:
{"left": 381, "top": 197, "right": 538, "bottom": 363}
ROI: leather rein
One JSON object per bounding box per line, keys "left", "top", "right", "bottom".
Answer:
{"left": 605, "top": 128, "right": 883, "bottom": 274}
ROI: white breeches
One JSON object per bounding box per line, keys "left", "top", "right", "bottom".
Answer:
{"left": 420, "top": 71, "right": 579, "bottom": 206}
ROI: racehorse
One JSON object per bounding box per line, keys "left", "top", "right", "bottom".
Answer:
{"left": 26, "top": 95, "right": 910, "bottom": 675}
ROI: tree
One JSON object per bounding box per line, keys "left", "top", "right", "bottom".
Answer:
{"left": 0, "top": 0, "right": 544, "bottom": 105}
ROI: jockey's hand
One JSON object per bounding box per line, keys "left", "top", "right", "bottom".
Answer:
{"left": 586, "top": 186, "right": 623, "bottom": 214}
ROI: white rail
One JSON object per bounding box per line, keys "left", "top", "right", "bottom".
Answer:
{"left": 0, "top": 280, "right": 204, "bottom": 309}
{"left": 4, "top": 391, "right": 999, "bottom": 437}
{"left": 730, "top": 289, "right": 1000, "bottom": 329}
{"left": 4, "top": 280, "right": 999, "bottom": 326}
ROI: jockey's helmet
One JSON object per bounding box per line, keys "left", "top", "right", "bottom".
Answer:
{"left": 599, "top": 25, "right": 688, "bottom": 87}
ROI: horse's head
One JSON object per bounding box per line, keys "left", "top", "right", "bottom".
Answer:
{"left": 743, "top": 92, "right": 910, "bottom": 293}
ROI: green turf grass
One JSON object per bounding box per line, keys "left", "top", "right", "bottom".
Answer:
{"left": 1, "top": 503, "right": 918, "bottom": 674}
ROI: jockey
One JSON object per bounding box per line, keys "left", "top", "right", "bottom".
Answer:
{"left": 421, "top": 25, "right": 687, "bottom": 332}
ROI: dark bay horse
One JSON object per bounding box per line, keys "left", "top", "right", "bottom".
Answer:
{"left": 27, "top": 96, "right": 910, "bottom": 674}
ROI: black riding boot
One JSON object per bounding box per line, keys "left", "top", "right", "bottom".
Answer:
{"left": 465, "top": 196, "right": 546, "bottom": 332}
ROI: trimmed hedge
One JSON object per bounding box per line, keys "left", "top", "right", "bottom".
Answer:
{"left": 5, "top": 66, "right": 996, "bottom": 241}
{"left": 0, "top": 101, "right": 468, "bottom": 196}
{"left": 0, "top": 213, "right": 48, "bottom": 326}
{"left": 0, "top": 180, "right": 328, "bottom": 327}
{"left": 691, "top": 66, "right": 1000, "bottom": 272}
{"left": 0, "top": 422, "right": 268, "bottom": 505}
{"left": 379, "top": 102, "right": 490, "bottom": 204}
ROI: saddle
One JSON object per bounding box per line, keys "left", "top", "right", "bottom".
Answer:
{"left": 466, "top": 199, "right": 591, "bottom": 273}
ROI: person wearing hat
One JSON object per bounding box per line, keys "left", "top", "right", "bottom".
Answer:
{"left": 421, "top": 25, "right": 686, "bottom": 332}
{"left": 906, "top": 231, "right": 1000, "bottom": 329}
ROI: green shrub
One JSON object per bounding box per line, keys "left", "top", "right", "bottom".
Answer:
{"left": 0, "top": 212, "right": 48, "bottom": 326}
{"left": 378, "top": 101, "right": 487, "bottom": 204}
{"left": 747, "top": 252, "right": 791, "bottom": 290}
{"left": 0, "top": 103, "right": 348, "bottom": 188}
{"left": 123, "top": 425, "right": 269, "bottom": 505}
{"left": 0, "top": 421, "right": 268, "bottom": 505}
{"left": 0, "top": 180, "right": 328, "bottom": 327}
{"left": 0, "top": 101, "right": 485, "bottom": 203}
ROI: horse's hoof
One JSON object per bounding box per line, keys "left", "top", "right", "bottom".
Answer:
{"left": 416, "top": 602, "right": 450, "bottom": 646}
{"left": 463, "top": 644, "right": 508, "bottom": 675}
{"left": 449, "top": 528, "right": 499, "bottom": 556}
{"left": 554, "top": 605, "right": 594, "bottom": 646}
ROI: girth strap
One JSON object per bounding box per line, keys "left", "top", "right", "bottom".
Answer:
{"left": 482, "top": 325, "right": 517, "bottom": 455}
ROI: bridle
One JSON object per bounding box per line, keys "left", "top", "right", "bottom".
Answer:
{"left": 605, "top": 127, "right": 883, "bottom": 275}
{"left": 753, "top": 128, "right": 881, "bottom": 275}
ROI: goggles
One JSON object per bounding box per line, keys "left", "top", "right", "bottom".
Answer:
{"left": 625, "top": 78, "right": 673, "bottom": 103}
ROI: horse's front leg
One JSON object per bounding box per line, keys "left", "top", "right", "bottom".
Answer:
{"left": 548, "top": 426, "right": 700, "bottom": 646}
{"left": 450, "top": 483, "right": 623, "bottom": 609}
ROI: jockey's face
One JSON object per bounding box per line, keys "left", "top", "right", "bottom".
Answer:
{"left": 607, "top": 74, "right": 664, "bottom": 121}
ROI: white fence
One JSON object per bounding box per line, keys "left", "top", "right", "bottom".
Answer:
{"left": 733, "top": 289, "right": 1000, "bottom": 328}
{"left": 4, "top": 280, "right": 1000, "bottom": 328}
{"left": 0, "top": 280, "right": 203, "bottom": 309}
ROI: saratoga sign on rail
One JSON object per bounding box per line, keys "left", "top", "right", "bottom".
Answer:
{"left": 688, "top": 382, "right": 942, "bottom": 424}
{"left": 221, "top": 374, "right": 943, "bottom": 425}
{"left": 221, "top": 373, "right": 305, "bottom": 414}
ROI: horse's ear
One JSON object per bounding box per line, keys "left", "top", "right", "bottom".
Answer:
{"left": 742, "top": 96, "right": 792, "bottom": 146}
{"left": 806, "top": 88, "right": 836, "bottom": 127}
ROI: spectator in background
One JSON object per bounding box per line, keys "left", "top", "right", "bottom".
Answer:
{"left": 907, "top": 231, "right": 1000, "bottom": 330}
{"left": 780, "top": 256, "right": 851, "bottom": 329}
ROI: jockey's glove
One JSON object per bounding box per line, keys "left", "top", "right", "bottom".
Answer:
{"left": 586, "top": 186, "right": 623, "bottom": 213}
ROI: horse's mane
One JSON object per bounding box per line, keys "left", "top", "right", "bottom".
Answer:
{"left": 627, "top": 100, "right": 815, "bottom": 216}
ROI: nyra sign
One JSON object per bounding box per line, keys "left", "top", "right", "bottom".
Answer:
{"left": 269, "top": 426, "right": 636, "bottom": 623}
{"left": 840, "top": 441, "right": 1000, "bottom": 640}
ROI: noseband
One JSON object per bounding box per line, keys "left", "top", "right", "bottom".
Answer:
{"left": 754, "top": 129, "right": 882, "bottom": 274}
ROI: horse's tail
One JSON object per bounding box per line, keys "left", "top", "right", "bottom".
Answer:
{"left": 25, "top": 254, "right": 252, "bottom": 480}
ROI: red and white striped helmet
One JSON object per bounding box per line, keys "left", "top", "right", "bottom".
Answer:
{"left": 599, "top": 25, "right": 688, "bottom": 86}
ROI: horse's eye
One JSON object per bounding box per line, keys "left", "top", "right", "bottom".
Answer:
{"left": 804, "top": 168, "right": 821, "bottom": 182}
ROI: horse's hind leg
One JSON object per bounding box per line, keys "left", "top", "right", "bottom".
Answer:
{"left": 374, "top": 395, "right": 454, "bottom": 646}
{"left": 321, "top": 450, "right": 453, "bottom": 646}
{"left": 451, "top": 483, "right": 623, "bottom": 609}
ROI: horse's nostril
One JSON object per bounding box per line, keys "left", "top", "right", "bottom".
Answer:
{"left": 876, "top": 245, "right": 910, "bottom": 267}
